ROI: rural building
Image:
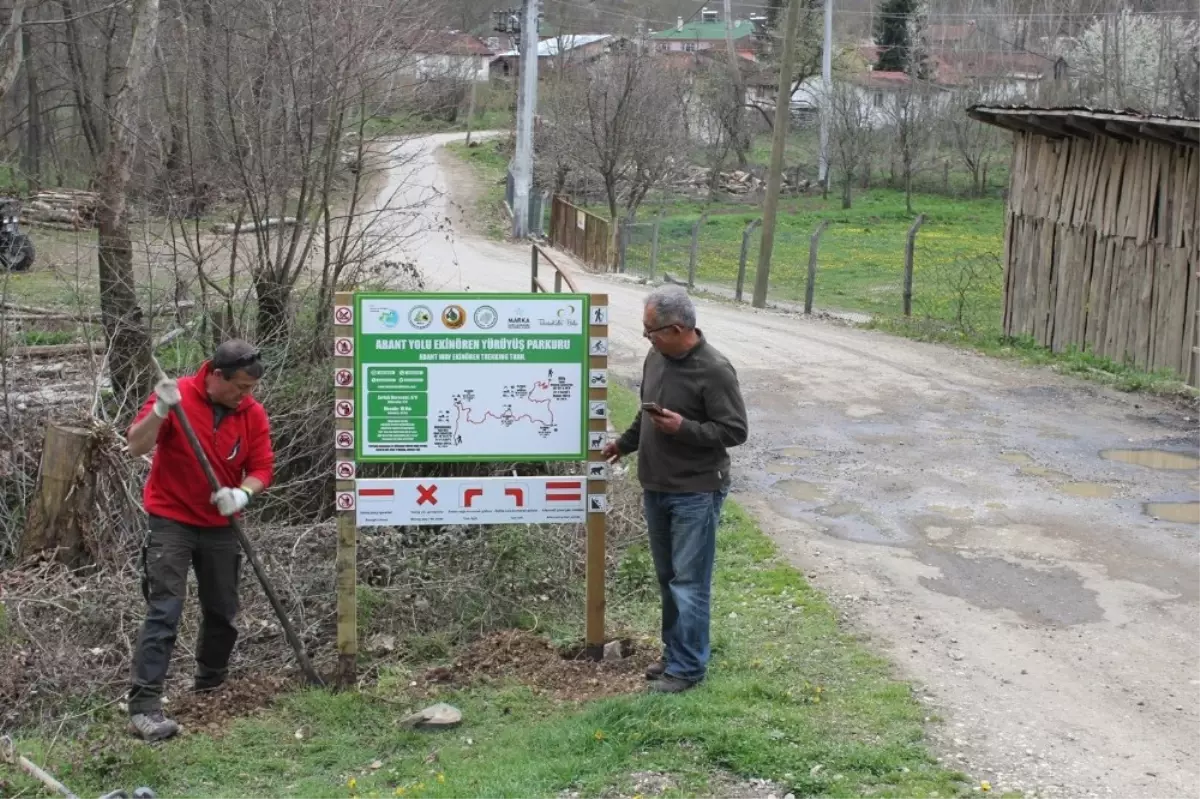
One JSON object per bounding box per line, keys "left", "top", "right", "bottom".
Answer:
{"left": 968, "top": 105, "right": 1199, "bottom": 384}
{"left": 490, "top": 34, "right": 615, "bottom": 78}
{"left": 651, "top": 8, "right": 758, "bottom": 60}
{"left": 407, "top": 32, "right": 494, "bottom": 81}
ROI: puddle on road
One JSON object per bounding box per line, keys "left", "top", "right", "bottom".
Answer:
{"left": 777, "top": 447, "right": 818, "bottom": 458}
{"left": 1144, "top": 502, "right": 1200, "bottom": 525}
{"left": 928, "top": 504, "right": 974, "bottom": 519}
{"left": 1019, "top": 465, "right": 1070, "bottom": 480}
{"left": 854, "top": 434, "right": 909, "bottom": 446}
{"left": 775, "top": 480, "right": 828, "bottom": 502}
{"left": 999, "top": 451, "right": 1034, "bottom": 465}
{"left": 765, "top": 462, "right": 797, "bottom": 475}
{"left": 1101, "top": 449, "right": 1199, "bottom": 471}
{"left": 918, "top": 548, "right": 1103, "bottom": 626}
{"left": 817, "top": 501, "right": 861, "bottom": 518}
{"left": 1058, "top": 482, "right": 1117, "bottom": 499}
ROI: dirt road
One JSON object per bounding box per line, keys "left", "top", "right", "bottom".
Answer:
{"left": 383, "top": 134, "right": 1200, "bottom": 799}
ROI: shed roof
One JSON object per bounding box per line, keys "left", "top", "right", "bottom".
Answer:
{"left": 493, "top": 34, "right": 612, "bottom": 58}
{"left": 968, "top": 105, "right": 1200, "bottom": 147}
{"left": 652, "top": 20, "right": 755, "bottom": 41}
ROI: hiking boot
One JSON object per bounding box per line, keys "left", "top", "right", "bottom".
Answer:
{"left": 192, "top": 678, "right": 225, "bottom": 694}
{"left": 644, "top": 659, "right": 667, "bottom": 680}
{"left": 647, "top": 674, "right": 699, "bottom": 694}
{"left": 129, "top": 710, "right": 180, "bottom": 742}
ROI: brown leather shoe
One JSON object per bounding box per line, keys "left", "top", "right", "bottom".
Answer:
{"left": 644, "top": 659, "right": 667, "bottom": 680}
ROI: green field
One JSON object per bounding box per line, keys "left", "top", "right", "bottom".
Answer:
{"left": 625, "top": 191, "right": 1007, "bottom": 334}
{"left": 5, "top": 386, "right": 967, "bottom": 799}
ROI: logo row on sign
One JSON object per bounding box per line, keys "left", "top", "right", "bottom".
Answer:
{"left": 332, "top": 305, "right": 610, "bottom": 329}
{"left": 336, "top": 477, "right": 606, "bottom": 525}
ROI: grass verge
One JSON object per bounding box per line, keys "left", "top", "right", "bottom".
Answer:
{"left": 443, "top": 138, "right": 511, "bottom": 241}
{"left": 869, "top": 317, "right": 1200, "bottom": 403}
{"left": 4, "top": 386, "right": 964, "bottom": 799}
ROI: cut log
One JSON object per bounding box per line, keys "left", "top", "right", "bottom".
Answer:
{"left": 6, "top": 342, "right": 104, "bottom": 358}
{"left": 210, "top": 217, "right": 299, "bottom": 235}
{"left": 19, "top": 422, "right": 98, "bottom": 567}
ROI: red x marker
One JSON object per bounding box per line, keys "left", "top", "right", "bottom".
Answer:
{"left": 416, "top": 484, "right": 438, "bottom": 505}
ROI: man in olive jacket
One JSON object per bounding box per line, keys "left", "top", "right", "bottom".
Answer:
{"left": 603, "top": 287, "right": 748, "bottom": 693}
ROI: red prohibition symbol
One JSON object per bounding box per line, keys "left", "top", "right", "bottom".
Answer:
{"left": 336, "top": 492, "right": 355, "bottom": 510}
{"left": 335, "top": 368, "right": 353, "bottom": 387}
{"left": 334, "top": 306, "right": 353, "bottom": 325}
{"left": 334, "top": 337, "right": 354, "bottom": 356}
{"left": 335, "top": 400, "right": 354, "bottom": 418}
{"left": 335, "top": 431, "right": 354, "bottom": 449}
{"left": 335, "top": 461, "right": 355, "bottom": 479}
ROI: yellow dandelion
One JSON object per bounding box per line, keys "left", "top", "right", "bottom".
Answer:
{"left": 980, "top": 781, "right": 992, "bottom": 793}
{"left": 348, "top": 778, "right": 358, "bottom": 791}
{"left": 394, "top": 789, "right": 406, "bottom": 797}
{"left": 594, "top": 729, "right": 606, "bottom": 741}
{"left": 437, "top": 774, "right": 446, "bottom": 784}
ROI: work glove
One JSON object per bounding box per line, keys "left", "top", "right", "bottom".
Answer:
{"left": 212, "top": 487, "right": 251, "bottom": 516}
{"left": 152, "top": 378, "right": 181, "bottom": 419}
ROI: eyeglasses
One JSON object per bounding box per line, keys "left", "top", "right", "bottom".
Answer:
{"left": 642, "top": 324, "right": 676, "bottom": 338}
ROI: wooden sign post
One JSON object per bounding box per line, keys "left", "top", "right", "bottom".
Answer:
{"left": 585, "top": 294, "right": 609, "bottom": 659}
{"left": 332, "top": 292, "right": 357, "bottom": 688}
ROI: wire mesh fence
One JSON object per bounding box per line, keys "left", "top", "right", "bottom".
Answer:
{"left": 615, "top": 208, "right": 1005, "bottom": 334}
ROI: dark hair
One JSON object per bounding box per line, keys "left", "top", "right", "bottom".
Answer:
{"left": 212, "top": 339, "right": 264, "bottom": 380}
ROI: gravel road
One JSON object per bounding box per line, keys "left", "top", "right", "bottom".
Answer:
{"left": 375, "top": 133, "right": 1200, "bottom": 799}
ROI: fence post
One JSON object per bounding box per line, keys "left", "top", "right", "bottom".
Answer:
{"left": 617, "top": 220, "right": 629, "bottom": 274}
{"left": 903, "top": 214, "right": 926, "bottom": 317}
{"left": 687, "top": 213, "right": 708, "bottom": 290}
{"left": 735, "top": 218, "right": 763, "bottom": 302}
{"left": 531, "top": 243, "right": 539, "bottom": 293}
{"left": 805, "top": 219, "right": 831, "bottom": 314}
{"left": 648, "top": 209, "right": 664, "bottom": 282}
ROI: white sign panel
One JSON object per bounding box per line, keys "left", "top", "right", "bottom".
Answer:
{"left": 355, "top": 477, "right": 589, "bottom": 527}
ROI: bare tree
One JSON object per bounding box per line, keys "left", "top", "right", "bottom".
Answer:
{"left": 947, "top": 87, "right": 1003, "bottom": 197}
{"left": 547, "top": 49, "right": 688, "bottom": 225}
{"left": 95, "top": 0, "right": 161, "bottom": 407}
{"left": 826, "top": 81, "right": 876, "bottom": 209}
{"left": 0, "top": 0, "right": 26, "bottom": 103}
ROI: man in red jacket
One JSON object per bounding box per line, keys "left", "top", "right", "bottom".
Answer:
{"left": 124, "top": 339, "right": 275, "bottom": 741}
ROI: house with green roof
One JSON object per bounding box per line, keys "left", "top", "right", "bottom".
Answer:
{"left": 651, "top": 8, "right": 760, "bottom": 60}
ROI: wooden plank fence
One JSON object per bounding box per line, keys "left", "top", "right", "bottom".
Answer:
{"left": 549, "top": 196, "right": 613, "bottom": 272}
{"left": 1003, "top": 131, "right": 1199, "bottom": 385}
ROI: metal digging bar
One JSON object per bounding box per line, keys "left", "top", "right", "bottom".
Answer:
{"left": 150, "top": 358, "right": 324, "bottom": 687}
{"left": 1, "top": 735, "right": 156, "bottom": 799}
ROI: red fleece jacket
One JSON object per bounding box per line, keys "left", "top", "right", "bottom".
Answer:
{"left": 131, "top": 361, "right": 275, "bottom": 528}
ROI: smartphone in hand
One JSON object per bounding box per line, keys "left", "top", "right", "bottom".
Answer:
{"left": 641, "top": 402, "right": 665, "bottom": 415}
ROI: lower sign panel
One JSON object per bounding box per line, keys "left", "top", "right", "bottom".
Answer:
{"left": 355, "top": 476, "right": 589, "bottom": 527}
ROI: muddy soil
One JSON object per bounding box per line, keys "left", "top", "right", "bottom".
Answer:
{"left": 418, "top": 132, "right": 1200, "bottom": 799}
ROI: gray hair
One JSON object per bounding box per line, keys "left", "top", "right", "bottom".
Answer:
{"left": 645, "top": 286, "right": 697, "bottom": 329}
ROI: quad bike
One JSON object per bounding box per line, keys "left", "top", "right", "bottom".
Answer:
{"left": 0, "top": 197, "right": 35, "bottom": 272}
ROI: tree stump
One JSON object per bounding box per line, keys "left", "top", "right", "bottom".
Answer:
{"left": 19, "top": 423, "right": 98, "bottom": 567}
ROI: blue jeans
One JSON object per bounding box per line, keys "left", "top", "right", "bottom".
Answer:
{"left": 643, "top": 489, "right": 727, "bottom": 683}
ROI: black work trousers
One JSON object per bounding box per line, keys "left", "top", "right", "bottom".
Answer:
{"left": 128, "top": 515, "right": 242, "bottom": 714}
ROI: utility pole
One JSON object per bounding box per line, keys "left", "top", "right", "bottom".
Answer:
{"left": 512, "top": 0, "right": 540, "bottom": 238}
{"left": 818, "top": 0, "right": 832, "bottom": 187}
{"left": 751, "top": 0, "right": 802, "bottom": 309}
{"left": 723, "top": 0, "right": 747, "bottom": 162}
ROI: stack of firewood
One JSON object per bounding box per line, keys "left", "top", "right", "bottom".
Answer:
{"left": 23, "top": 189, "right": 100, "bottom": 231}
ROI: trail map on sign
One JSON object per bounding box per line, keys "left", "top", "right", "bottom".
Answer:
{"left": 354, "top": 293, "right": 590, "bottom": 462}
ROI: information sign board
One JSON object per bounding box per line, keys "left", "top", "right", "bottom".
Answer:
{"left": 354, "top": 293, "right": 590, "bottom": 462}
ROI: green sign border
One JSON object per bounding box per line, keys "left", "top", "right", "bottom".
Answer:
{"left": 353, "top": 292, "right": 591, "bottom": 463}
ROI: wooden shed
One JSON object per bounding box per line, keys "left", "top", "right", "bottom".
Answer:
{"left": 967, "top": 106, "right": 1199, "bottom": 385}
